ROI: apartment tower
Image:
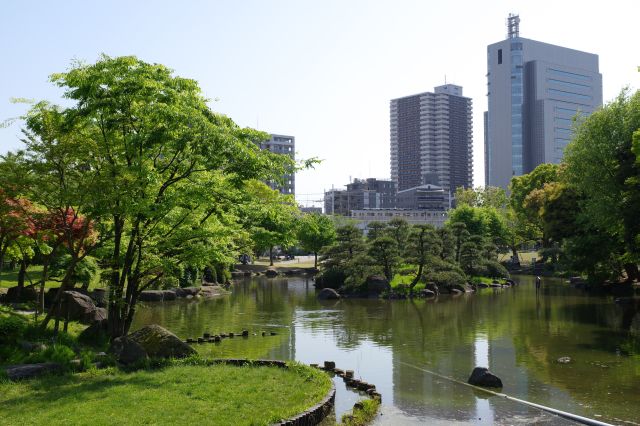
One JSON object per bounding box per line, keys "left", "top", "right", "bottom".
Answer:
{"left": 390, "top": 84, "right": 473, "bottom": 193}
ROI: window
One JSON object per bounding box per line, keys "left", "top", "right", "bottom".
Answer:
{"left": 547, "top": 68, "right": 591, "bottom": 81}
{"left": 498, "top": 49, "right": 502, "bottom": 65}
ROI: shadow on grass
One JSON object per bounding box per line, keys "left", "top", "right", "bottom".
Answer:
{"left": 0, "top": 371, "right": 159, "bottom": 408}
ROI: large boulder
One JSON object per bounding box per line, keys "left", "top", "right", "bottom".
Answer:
{"left": 468, "top": 367, "right": 503, "bottom": 388}
{"left": 265, "top": 268, "right": 278, "bottom": 277}
{"left": 4, "top": 362, "right": 63, "bottom": 380}
{"left": 138, "top": 290, "right": 164, "bottom": 302}
{"left": 417, "top": 289, "right": 436, "bottom": 298}
{"left": 366, "top": 275, "right": 391, "bottom": 295}
{"left": 128, "top": 324, "right": 196, "bottom": 359}
{"left": 317, "top": 288, "right": 340, "bottom": 300}
{"left": 174, "top": 287, "right": 201, "bottom": 298}
{"left": 425, "top": 283, "right": 440, "bottom": 295}
{"left": 62, "top": 291, "right": 106, "bottom": 324}
{"left": 161, "top": 290, "right": 177, "bottom": 301}
{"left": 6, "top": 285, "right": 38, "bottom": 303}
{"left": 91, "top": 288, "right": 107, "bottom": 307}
{"left": 110, "top": 336, "right": 148, "bottom": 365}
{"left": 78, "top": 318, "right": 109, "bottom": 344}
{"left": 199, "top": 286, "right": 228, "bottom": 298}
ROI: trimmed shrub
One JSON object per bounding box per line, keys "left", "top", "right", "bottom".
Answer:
{"left": 483, "top": 260, "right": 509, "bottom": 278}
{"left": 315, "top": 267, "right": 346, "bottom": 289}
{"left": 424, "top": 270, "right": 466, "bottom": 288}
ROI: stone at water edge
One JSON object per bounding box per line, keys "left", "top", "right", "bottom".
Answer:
{"left": 468, "top": 367, "right": 503, "bottom": 388}
{"left": 317, "top": 288, "right": 340, "bottom": 300}
{"left": 557, "top": 356, "right": 572, "bottom": 364}
{"left": 128, "top": 324, "right": 196, "bottom": 359}
{"left": 265, "top": 268, "right": 278, "bottom": 277}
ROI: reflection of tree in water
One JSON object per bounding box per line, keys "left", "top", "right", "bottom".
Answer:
{"left": 134, "top": 276, "right": 640, "bottom": 424}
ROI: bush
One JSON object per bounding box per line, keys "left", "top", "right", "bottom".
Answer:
{"left": 424, "top": 270, "right": 466, "bottom": 288}
{"left": 483, "top": 260, "right": 509, "bottom": 278}
{"left": 0, "top": 316, "right": 27, "bottom": 344}
{"left": 203, "top": 266, "right": 217, "bottom": 283}
{"left": 315, "top": 267, "right": 346, "bottom": 289}
{"left": 26, "top": 344, "right": 76, "bottom": 365}
{"left": 215, "top": 264, "right": 231, "bottom": 284}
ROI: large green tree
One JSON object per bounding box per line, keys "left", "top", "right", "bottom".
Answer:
{"left": 297, "top": 213, "right": 336, "bottom": 268}
{"left": 563, "top": 90, "right": 640, "bottom": 281}
{"left": 20, "top": 55, "right": 295, "bottom": 338}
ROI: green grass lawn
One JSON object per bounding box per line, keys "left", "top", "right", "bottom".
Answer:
{"left": 0, "top": 363, "right": 332, "bottom": 426}
{"left": 498, "top": 250, "right": 539, "bottom": 264}
{"left": 0, "top": 265, "right": 103, "bottom": 290}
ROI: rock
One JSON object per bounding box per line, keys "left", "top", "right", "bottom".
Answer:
{"left": 425, "top": 283, "right": 439, "bottom": 295}
{"left": 128, "top": 324, "right": 196, "bottom": 359}
{"left": 231, "top": 271, "right": 245, "bottom": 278}
{"left": 61, "top": 291, "right": 105, "bottom": 324}
{"left": 162, "top": 290, "right": 177, "bottom": 301}
{"left": 366, "top": 275, "right": 391, "bottom": 294}
{"left": 450, "top": 284, "right": 468, "bottom": 293}
{"left": 174, "top": 287, "right": 201, "bottom": 298}
{"left": 91, "top": 288, "right": 107, "bottom": 307}
{"left": 265, "top": 268, "right": 278, "bottom": 277}
{"left": 450, "top": 288, "right": 463, "bottom": 295}
{"left": 78, "top": 318, "right": 109, "bottom": 343}
{"left": 324, "top": 361, "right": 336, "bottom": 370}
{"left": 557, "top": 356, "right": 572, "bottom": 364}
{"left": 18, "top": 341, "right": 47, "bottom": 352}
{"left": 138, "top": 290, "right": 164, "bottom": 302}
{"left": 317, "top": 288, "right": 340, "bottom": 300}
{"left": 4, "top": 362, "right": 63, "bottom": 380}
{"left": 468, "top": 367, "right": 503, "bottom": 388}
{"left": 6, "top": 285, "right": 38, "bottom": 303}
{"left": 490, "top": 282, "right": 503, "bottom": 288}
{"left": 477, "top": 282, "right": 489, "bottom": 289}
{"left": 110, "top": 336, "right": 148, "bottom": 365}
{"left": 418, "top": 289, "right": 436, "bottom": 298}
{"left": 199, "top": 286, "right": 228, "bottom": 298}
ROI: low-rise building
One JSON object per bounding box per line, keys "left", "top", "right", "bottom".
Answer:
{"left": 396, "top": 183, "right": 449, "bottom": 211}
{"left": 351, "top": 208, "right": 448, "bottom": 232}
{"left": 324, "top": 178, "right": 396, "bottom": 215}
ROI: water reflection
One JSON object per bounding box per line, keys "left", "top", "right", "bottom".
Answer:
{"left": 132, "top": 276, "right": 640, "bottom": 425}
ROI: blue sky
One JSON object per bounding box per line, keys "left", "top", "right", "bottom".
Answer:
{"left": 1, "top": 0, "right": 638, "bottom": 207}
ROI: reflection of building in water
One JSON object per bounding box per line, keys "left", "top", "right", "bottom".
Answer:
{"left": 259, "top": 278, "right": 296, "bottom": 361}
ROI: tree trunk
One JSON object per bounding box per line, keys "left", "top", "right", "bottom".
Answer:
{"left": 16, "top": 260, "right": 26, "bottom": 302}
{"left": 269, "top": 246, "right": 274, "bottom": 266}
{"left": 410, "top": 263, "right": 424, "bottom": 292}
{"left": 314, "top": 252, "right": 318, "bottom": 268}
{"left": 40, "top": 257, "right": 79, "bottom": 329}
{"left": 510, "top": 244, "right": 520, "bottom": 266}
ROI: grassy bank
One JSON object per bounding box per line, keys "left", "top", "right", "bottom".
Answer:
{"left": 0, "top": 362, "right": 331, "bottom": 426}
{"left": 0, "top": 265, "right": 102, "bottom": 290}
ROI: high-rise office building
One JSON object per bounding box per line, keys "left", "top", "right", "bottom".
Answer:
{"left": 485, "top": 14, "right": 602, "bottom": 189}
{"left": 390, "top": 84, "right": 473, "bottom": 193}
{"left": 259, "top": 134, "right": 295, "bottom": 195}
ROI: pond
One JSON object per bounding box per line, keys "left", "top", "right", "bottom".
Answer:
{"left": 132, "top": 276, "right": 640, "bottom": 425}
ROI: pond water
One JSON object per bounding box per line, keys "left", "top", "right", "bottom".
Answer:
{"left": 132, "top": 276, "right": 640, "bottom": 425}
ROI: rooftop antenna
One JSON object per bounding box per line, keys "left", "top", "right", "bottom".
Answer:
{"left": 507, "top": 13, "right": 520, "bottom": 39}
{"left": 444, "top": 74, "right": 447, "bottom": 84}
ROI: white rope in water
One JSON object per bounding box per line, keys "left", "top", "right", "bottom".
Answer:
{"left": 397, "top": 361, "right": 614, "bottom": 426}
